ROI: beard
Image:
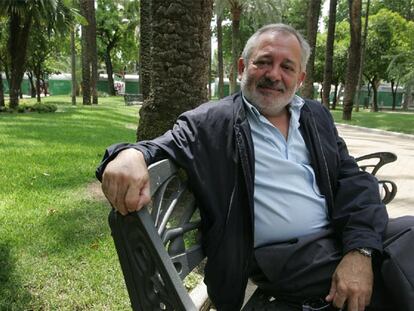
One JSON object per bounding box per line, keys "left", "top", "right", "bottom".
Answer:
{"left": 240, "top": 73, "right": 297, "bottom": 117}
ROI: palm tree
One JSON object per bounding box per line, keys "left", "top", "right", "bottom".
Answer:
{"left": 80, "top": 0, "right": 96, "bottom": 105}
{"left": 322, "top": 0, "right": 338, "bottom": 109}
{"left": 342, "top": 0, "right": 362, "bottom": 120}
{"left": 71, "top": 24, "right": 77, "bottom": 105}
{"left": 89, "top": 0, "right": 98, "bottom": 105}
{"left": 302, "top": 0, "right": 322, "bottom": 99}
{"left": 354, "top": 0, "right": 370, "bottom": 112}
{"left": 136, "top": 0, "right": 214, "bottom": 140}
{"left": 0, "top": 0, "right": 73, "bottom": 109}
{"left": 139, "top": 0, "right": 152, "bottom": 102}
{"left": 216, "top": 14, "right": 224, "bottom": 99}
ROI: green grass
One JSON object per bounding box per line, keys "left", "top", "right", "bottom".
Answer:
{"left": 330, "top": 108, "right": 414, "bottom": 135}
{"left": 1, "top": 96, "right": 412, "bottom": 310}
{"left": 0, "top": 96, "right": 138, "bottom": 310}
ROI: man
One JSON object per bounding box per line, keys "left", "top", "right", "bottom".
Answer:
{"left": 97, "top": 24, "right": 413, "bottom": 311}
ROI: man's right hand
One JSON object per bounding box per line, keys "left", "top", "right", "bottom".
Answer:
{"left": 101, "top": 148, "right": 151, "bottom": 215}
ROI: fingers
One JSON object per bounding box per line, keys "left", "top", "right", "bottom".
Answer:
{"left": 137, "top": 179, "right": 151, "bottom": 210}
{"left": 101, "top": 149, "right": 150, "bottom": 215}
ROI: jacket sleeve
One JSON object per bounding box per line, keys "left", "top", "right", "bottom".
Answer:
{"left": 330, "top": 119, "right": 388, "bottom": 254}
{"left": 95, "top": 112, "right": 199, "bottom": 182}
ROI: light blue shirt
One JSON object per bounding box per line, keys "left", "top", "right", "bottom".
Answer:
{"left": 243, "top": 95, "right": 329, "bottom": 247}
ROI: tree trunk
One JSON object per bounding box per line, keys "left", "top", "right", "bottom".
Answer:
{"left": 217, "top": 15, "right": 224, "bottom": 99}
{"left": 230, "top": 3, "right": 242, "bottom": 94}
{"left": 390, "top": 80, "right": 395, "bottom": 110}
{"left": 42, "top": 78, "right": 48, "bottom": 96}
{"left": 80, "top": 0, "right": 91, "bottom": 105}
{"left": 342, "top": 0, "right": 362, "bottom": 120}
{"left": 35, "top": 67, "right": 42, "bottom": 103}
{"left": 136, "top": 0, "right": 213, "bottom": 140}
{"left": 322, "top": 0, "right": 338, "bottom": 109}
{"left": 140, "top": 0, "right": 152, "bottom": 101}
{"left": 0, "top": 72, "right": 4, "bottom": 108}
{"left": 27, "top": 71, "right": 37, "bottom": 98}
{"left": 89, "top": 0, "right": 98, "bottom": 104}
{"left": 302, "top": 0, "right": 322, "bottom": 99}
{"left": 8, "top": 12, "right": 32, "bottom": 109}
{"left": 104, "top": 48, "right": 116, "bottom": 96}
{"left": 372, "top": 80, "right": 379, "bottom": 112}
{"left": 208, "top": 44, "right": 212, "bottom": 99}
{"left": 354, "top": 0, "right": 370, "bottom": 112}
{"left": 332, "top": 82, "right": 339, "bottom": 109}
{"left": 71, "top": 25, "right": 77, "bottom": 105}
{"left": 402, "top": 84, "right": 412, "bottom": 111}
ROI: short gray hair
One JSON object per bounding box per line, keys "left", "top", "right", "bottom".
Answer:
{"left": 241, "top": 23, "right": 311, "bottom": 71}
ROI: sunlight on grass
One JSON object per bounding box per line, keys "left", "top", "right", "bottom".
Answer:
{"left": 330, "top": 109, "right": 414, "bottom": 134}
{"left": 0, "top": 96, "right": 137, "bottom": 310}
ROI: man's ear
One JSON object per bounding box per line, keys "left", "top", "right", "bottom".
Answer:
{"left": 238, "top": 58, "right": 245, "bottom": 80}
{"left": 297, "top": 72, "right": 306, "bottom": 88}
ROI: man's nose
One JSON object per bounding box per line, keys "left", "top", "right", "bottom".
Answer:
{"left": 265, "top": 64, "right": 282, "bottom": 81}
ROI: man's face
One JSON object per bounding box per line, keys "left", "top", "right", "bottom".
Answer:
{"left": 239, "top": 31, "right": 306, "bottom": 117}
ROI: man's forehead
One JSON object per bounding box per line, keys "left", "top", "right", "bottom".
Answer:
{"left": 250, "top": 31, "right": 301, "bottom": 61}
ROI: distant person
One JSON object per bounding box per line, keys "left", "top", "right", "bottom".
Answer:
{"left": 97, "top": 24, "right": 414, "bottom": 311}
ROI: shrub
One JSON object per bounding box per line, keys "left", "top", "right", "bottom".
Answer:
{"left": 10, "top": 103, "right": 58, "bottom": 113}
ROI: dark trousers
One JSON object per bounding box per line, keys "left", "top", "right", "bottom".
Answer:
{"left": 249, "top": 216, "right": 414, "bottom": 310}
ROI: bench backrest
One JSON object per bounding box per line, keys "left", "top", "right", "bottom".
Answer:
{"left": 108, "top": 152, "right": 397, "bottom": 310}
{"left": 109, "top": 159, "right": 204, "bottom": 311}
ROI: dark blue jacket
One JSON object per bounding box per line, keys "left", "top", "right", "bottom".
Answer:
{"left": 96, "top": 92, "right": 388, "bottom": 310}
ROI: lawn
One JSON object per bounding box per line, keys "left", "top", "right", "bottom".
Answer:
{"left": 330, "top": 108, "right": 414, "bottom": 135}
{"left": 0, "top": 96, "right": 138, "bottom": 310}
{"left": 1, "top": 96, "right": 412, "bottom": 310}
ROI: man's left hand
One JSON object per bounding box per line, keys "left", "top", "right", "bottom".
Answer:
{"left": 325, "top": 250, "right": 373, "bottom": 311}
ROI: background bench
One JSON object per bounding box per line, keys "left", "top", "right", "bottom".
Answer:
{"left": 108, "top": 152, "right": 397, "bottom": 310}
{"left": 123, "top": 93, "right": 143, "bottom": 106}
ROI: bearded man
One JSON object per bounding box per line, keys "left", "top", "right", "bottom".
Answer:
{"left": 97, "top": 24, "right": 414, "bottom": 311}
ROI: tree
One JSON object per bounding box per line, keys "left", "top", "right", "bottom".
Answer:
{"left": 281, "top": 0, "right": 308, "bottom": 32}
{"left": 322, "top": 0, "right": 338, "bottom": 108}
{"left": 26, "top": 21, "right": 63, "bottom": 103}
{"left": 216, "top": 14, "right": 225, "bottom": 99}
{"left": 370, "top": 0, "right": 414, "bottom": 21}
{"left": 97, "top": 0, "right": 139, "bottom": 96}
{"left": 342, "top": 0, "right": 362, "bottom": 120}
{"left": 80, "top": 0, "right": 98, "bottom": 105}
{"left": 0, "top": 17, "right": 7, "bottom": 108}
{"left": 364, "top": 9, "right": 408, "bottom": 111}
{"left": 136, "top": 0, "right": 214, "bottom": 140}
{"left": 80, "top": 0, "right": 91, "bottom": 105}
{"left": 332, "top": 21, "right": 351, "bottom": 109}
{"left": 89, "top": 0, "right": 98, "bottom": 104}
{"left": 354, "top": 0, "right": 370, "bottom": 112}
{"left": 71, "top": 24, "right": 77, "bottom": 105}
{"left": 140, "top": 0, "right": 152, "bottom": 101}
{"left": 302, "top": 0, "right": 322, "bottom": 99}
{"left": 0, "top": 0, "right": 73, "bottom": 109}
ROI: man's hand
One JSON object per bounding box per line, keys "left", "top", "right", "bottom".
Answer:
{"left": 101, "top": 149, "right": 151, "bottom": 215}
{"left": 325, "top": 250, "right": 373, "bottom": 311}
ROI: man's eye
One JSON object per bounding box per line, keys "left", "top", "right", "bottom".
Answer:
{"left": 282, "top": 64, "right": 295, "bottom": 72}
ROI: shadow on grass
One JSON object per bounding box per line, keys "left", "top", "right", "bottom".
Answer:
{"left": 0, "top": 241, "right": 33, "bottom": 309}
{"left": 40, "top": 199, "right": 112, "bottom": 256}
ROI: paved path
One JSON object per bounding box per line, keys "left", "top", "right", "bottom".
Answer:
{"left": 336, "top": 124, "right": 414, "bottom": 217}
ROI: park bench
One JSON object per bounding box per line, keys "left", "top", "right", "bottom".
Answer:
{"left": 124, "top": 93, "right": 143, "bottom": 106}
{"left": 108, "top": 152, "right": 397, "bottom": 311}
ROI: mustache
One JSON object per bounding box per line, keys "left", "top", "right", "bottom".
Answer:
{"left": 257, "top": 78, "right": 286, "bottom": 92}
